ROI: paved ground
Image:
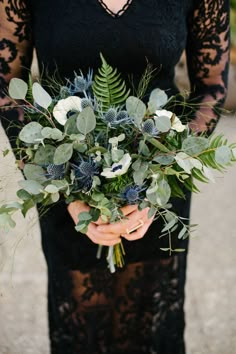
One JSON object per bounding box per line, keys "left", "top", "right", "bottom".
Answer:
{"left": 0, "top": 114, "right": 236, "bottom": 354}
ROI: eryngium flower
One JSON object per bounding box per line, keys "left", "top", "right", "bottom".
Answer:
{"left": 67, "top": 69, "right": 93, "bottom": 94}
{"left": 46, "top": 164, "right": 65, "bottom": 180}
{"left": 121, "top": 185, "right": 146, "bottom": 204}
{"left": 71, "top": 157, "right": 99, "bottom": 191}
{"left": 142, "top": 119, "right": 158, "bottom": 136}
{"left": 102, "top": 108, "right": 131, "bottom": 126}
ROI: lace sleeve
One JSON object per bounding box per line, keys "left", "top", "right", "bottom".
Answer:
{"left": 0, "top": 0, "right": 33, "bottom": 145}
{"left": 186, "top": 0, "right": 230, "bottom": 134}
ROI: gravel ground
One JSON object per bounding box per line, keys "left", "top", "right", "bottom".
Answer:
{"left": 0, "top": 113, "right": 236, "bottom": 354}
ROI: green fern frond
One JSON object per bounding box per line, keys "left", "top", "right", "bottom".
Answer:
{"left": 92, "top": 54, "right": 130, "bottom": 111}
{"left": 198, "top": 134, "right": 230, "bottom": 171}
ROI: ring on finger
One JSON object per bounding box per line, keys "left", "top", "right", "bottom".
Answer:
{"left": 126, "top": 219, "right": 144, "bottom": 234}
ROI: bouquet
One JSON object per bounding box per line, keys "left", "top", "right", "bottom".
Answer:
{"left": 0, "top": 55, "right": 235, "bottom": 272}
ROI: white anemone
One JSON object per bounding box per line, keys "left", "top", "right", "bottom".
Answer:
{"left": 101, "top": 153, "right": 132, "bottom": 179}
{"left": 53, "top": 96, "right": 82, "bottom": 125}
{"left": 155, "top": 109, "right": 186, "bottom": 132}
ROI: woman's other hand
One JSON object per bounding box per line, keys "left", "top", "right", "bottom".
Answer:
{"left": 97, "top": 205, "right": 154, "bottom": 241}
{"left": 67, "top": 200, "right": 121, "bottom": 246}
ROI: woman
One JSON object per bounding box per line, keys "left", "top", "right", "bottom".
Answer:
{"left": 0, "top": 1, "right": 230, "bottom": 353}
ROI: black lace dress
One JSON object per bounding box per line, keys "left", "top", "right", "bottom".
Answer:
{"left": 0, "top": 1, "right": 230, "bottom": 353}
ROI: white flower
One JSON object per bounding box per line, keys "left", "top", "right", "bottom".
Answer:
{"left": 155, "top": 109, "right": 186, "bottom": 132}
{"left": 101, "top": 153, "right": 132, "bottom": 178}
{"left": 53, "top": 96, "right": 82, "bottom": 125}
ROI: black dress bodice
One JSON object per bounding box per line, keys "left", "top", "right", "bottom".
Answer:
{"left": 29, "top": 0, "right": 192, "bottom": 94}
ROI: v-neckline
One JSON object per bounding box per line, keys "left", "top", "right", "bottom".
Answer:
{"left": 97, "top": 0, "right": 133, "bottom": 19}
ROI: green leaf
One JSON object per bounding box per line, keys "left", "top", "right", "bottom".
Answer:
{"left": 18, "top": 180, "right": 43, "bottom": 195}
{"left": 138, "top": 140, "right": 150, "bottom": 156}
{"left": 78, "top": 211, "right": 92, "bottom": 222}
{"left": 162, "top": 218, "right": 177, "bottom": 232}
{"left": 178, "top": 226, "right": 187, "bottom": 239}
{"left": 76, "top": 106, "right": 96, "bottom": 135}
{"left": 50, "top": 192, "right": 60, "bottom": 203}
{"left": 32, "top": 82, "right": 52, "bottom": 109}
{"left": 3, "top": 149, "right": 10, "bottom": 157}
{"left": 215, "top": 146, "right": 232, "bottom": 165}
{"left": 41, "top": 127, "right": 63, "bottom": 141}
{"left": 0, "top": 213, "right": 16, "bottom": 232}
{"left": 92, "top": 53, "right": 130, "bottom": 110}
{"left": 19, "top": 122, "right": 43, "bottom": 144}
{"left": 34, "top": 145, "right": 56, "bottom": 164}
{"left": 75, "top": 222, "right": 88, "bottom": 233}
{"left": 22, "top": 199, "right": 35, "bottom": 217}
{"left": 148, "top": 88, "right": 168, "bottom": 114}
{"left": 126, "top": 96, "right": 146, "bottom": 126}
{"left": 17, "top": 189, "right": 32, "bottom": 201}
{"left": 182, "top": 136, "right": 209, "bottom": 156}
{"left": 9, "top": 78, "right": 28, "bottom": 100}
{"left": 53, "top": 143, "right": 73, "bottom": 164}
{"left": 90, "top": 208, "right": 100, "bottom": 222}
{"left": 64, "top": 114, "right": 80, "bottom": 134}
{"left": 23, "top": 164, "right": 47, "bottom": 183}
{"left": 154, "top": 115, "right": 171, "bottom": 133}
{"left": 44, "top": 184, "right": 59, "bottom": 193}
{"left": 153, "top": 155, "right": 175, "bottom": 165}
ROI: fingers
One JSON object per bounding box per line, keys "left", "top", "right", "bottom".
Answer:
{"left": 119, "top": 204, "right": 138, "bottom": 216}
{"left": 97, "top": 208, "right": 150, "bottom": 235}
{"left": 87, "top": 223, "right": 121, "bottom": 246}
{"left": 67, "top": 200, "right": 90, "bottom": 224}
{"left": 121, "top": 216, "right": 154, "bottom": 241}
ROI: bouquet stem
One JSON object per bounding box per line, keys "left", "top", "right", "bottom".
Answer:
{"left": 96, "top": 241, "right": 126, "bottom": 272}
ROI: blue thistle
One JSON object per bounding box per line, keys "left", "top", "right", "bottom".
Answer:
{"left": 102, "top": 108, "right": 132, "bottom": 126}
{"left": 81, "top": 98, "right": 93, "bottom": 109}
{"left": 142, "top": 119, "right": 159, "bottom": 136}
{"left": 104, "top": 108, "right": 117, "bottom": 123}
{"left": 121, "top": 185, "right": 146, "bottom": 204}
{"left": 46, "top": 164, "right": 65, "bottom": 180}
{"left": 66, "top": 69, "right": 93, "bottom": 94}
{"left": 59, "top": 86, "right": 71, "bottom": 98}
{"left": 71, "top": 157, "right": 99, "bottom": 191}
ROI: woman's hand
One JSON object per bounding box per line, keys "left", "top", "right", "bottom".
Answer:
{"left": 67, "top": 200, "right": 121, "bottom": 246}
{"left": 97, "top": 205, "right": 154, "bottom": 241}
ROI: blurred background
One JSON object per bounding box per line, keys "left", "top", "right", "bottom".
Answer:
{"left": 0, "top": 4, "right": 236, "bottom": 354}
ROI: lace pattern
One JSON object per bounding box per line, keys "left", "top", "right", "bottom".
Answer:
{"left": 48, "top": 256, "right": 186, "bottom": 354}
{"left": 97, "top": 0, "right": 133, "bottom": 18}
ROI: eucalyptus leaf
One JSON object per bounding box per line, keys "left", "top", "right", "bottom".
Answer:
{"left": 34, "top": 145, "right": 56, "bottom": 164}
{"left": 9, "top": 78, "right": 28, "bottom": 100}
{"left": 138, "top": 140, "right": 150, "bottom": 156}
{"left": 19, "top": 122, "right": 43, "bottom": 144}
{"left": 175, "top": 152, "right": 193, "bottom": 174}
{"left": 182, "top": 136, "right": 209, "bottom": 155}
{"left": 126, "top": 96, "right": 146, "bottom": 127}
{"left": 23, "top": 164, "right": 47, "bottom": 183}
{"left": 215, "top": 146, "right": 232, "bottom": 165}
{"left": 154, "top": 115, "right": 171, "bottom": 133}
{"left": 50, "top": 192, "right": 60, "bottom": 203}
{"left": 0, "top": 213, "right": 16, "bottom": 232}
{"left": 76, "top": 106, "right": 96, "bottom": 135}
{"left": 148, "top": 88, "right": 168, "bottom": 114}
{"left": 44, "top": 185, "right": 59, "bottom": 193}
{"left": 53, "top": 143, "right": 73, "bottom": 164}
{"left": 111, "top": 149, "right": 124, "bottom": 162}
{"left": 153, "top": 155, "right": 175, "bottom": 165}
{"left": 64, "top": 114, "right": 80, "bottom": 135}
{"left": 18, "top": 180, "right": 43, "bottom": 195}
{"left": 156, "top": 179, "right": 171, "bottom": 206}
{"left": 78, "top": 211, "right": 92, "bottom": 221}
{"left": 32, "top": 82, "right": 52, "bottom": 109}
